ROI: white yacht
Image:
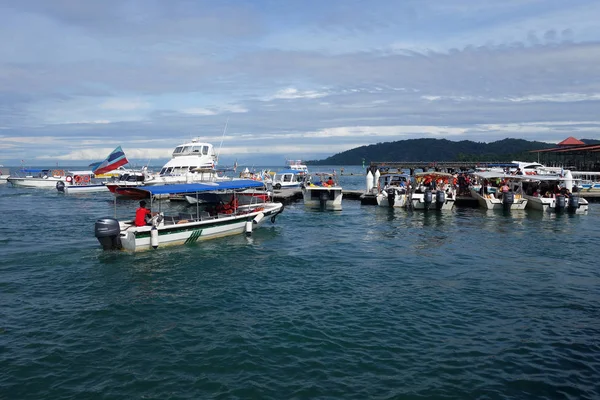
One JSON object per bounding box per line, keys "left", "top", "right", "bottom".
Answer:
{"left": 106, "top": 139, "right": 225, "bottom": 196}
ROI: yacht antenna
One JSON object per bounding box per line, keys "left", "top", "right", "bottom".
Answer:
{"left": 216, "top": 118, "right": 229, "bottom": 163}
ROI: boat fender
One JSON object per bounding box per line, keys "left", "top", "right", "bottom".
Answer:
{"left": 245, "top": 220, "right": 253, "bottom": 236}
{"left": 253, "top": 212, "right": 265, "bottom": 225}
{"left": 56, "top": 181, "right": 65, "bottom": 192}
{"left": 150, "top": 226, "right": 159, "bottom": 249}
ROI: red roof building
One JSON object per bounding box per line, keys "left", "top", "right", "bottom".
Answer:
{"left": 557, "top": 136, "right": 585, "bottom": 146}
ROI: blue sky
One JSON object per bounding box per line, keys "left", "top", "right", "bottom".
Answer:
{"left": 2, "top": 0, "right": 600, "bottom": 166}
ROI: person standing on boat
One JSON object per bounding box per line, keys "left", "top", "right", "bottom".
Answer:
{"left": 135, "top": 200, "right": 155, "bottom": 226}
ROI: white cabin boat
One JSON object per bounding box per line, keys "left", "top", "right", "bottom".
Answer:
{"left": 375, "top": 173, "right": 411, "bottom": 208}
{"left": 94, "top": 180, "right": 284, "bottom": 252}
{"left": 272, "top": 169, "right": 307, "bottom": 190}
{"left": 7, "top": 168, "right": 69, "bottom": 188}
{"left": 521, "top": 171, "right": 588, "bottom": 214}
{"left": 302, "top": 173, "right": 343, "bottom": 211}
{"left": 409, "top": 172, "right": 456, "bottom": 211}
{"left": 469, "top": 172, "right": 528, "bottom": 210}
{"left": 285, "top": 159, "right": 309, "bottom": 174}
{"left": 56, "top": 171, "right": 109, "bottom": 194}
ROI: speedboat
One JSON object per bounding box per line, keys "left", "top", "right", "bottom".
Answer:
{"left": 56, "top": 171, "right": 109, "bottom": 194}
{"left": 7, "top": 168, "right": 69, "bottom": 188}
{"left": 571, "top": 171, "right": 600, "bottom": 191}
{"left": 469, "top": 172, "right": 528, "bottom": 210}
{"left": 521, "top": 171, "right": 588, "bottom": 214}
{"left": 375, "top": 172, "right": 411, "bottom": 208}
{"left": 302, "top": 173, "right": 343, "bottom": 211}
{"left": 409, "top": 172, "right": 456, "bottom": 211}
{"left": 94, "top": 180, "right": 284, "bottom": 252}
{"left": 272, "top": 169, "right": 307, "bottom": 190}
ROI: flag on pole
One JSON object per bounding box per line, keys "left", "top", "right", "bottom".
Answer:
{"left": 93, "top": 146, "right": 129, "bottom": 175}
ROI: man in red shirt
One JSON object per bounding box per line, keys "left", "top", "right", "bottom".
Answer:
{"left": 135, "top": 200, "right": 152, "bottom": 226}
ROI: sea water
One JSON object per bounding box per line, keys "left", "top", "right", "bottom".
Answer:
{"left": 1, "top": 166, "right": 599, "bottom": 399}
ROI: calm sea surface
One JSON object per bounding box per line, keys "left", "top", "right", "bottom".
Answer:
{"left": 1, "top": 166, "right": 599, "bottom": 399}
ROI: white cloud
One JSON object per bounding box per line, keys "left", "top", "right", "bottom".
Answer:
{"left": 100, "top": 98, "right": 150, "bottom": 111}
{"left": 267, "top": 87, "right": 329, "bottom": 100}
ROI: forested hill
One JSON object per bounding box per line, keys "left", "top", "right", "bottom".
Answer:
{"left": 306, "top": 138, "right": 599, "bottom": 165}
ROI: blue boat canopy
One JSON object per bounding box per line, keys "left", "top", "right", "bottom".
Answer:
{"left": 138, "top": 179, "right": 265, "bottom": 195}
{"left": 21, "top": 168, "right": 47, "bottom": 173}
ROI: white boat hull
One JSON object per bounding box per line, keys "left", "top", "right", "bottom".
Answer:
{"left": 7, "top": 177, "right": 66, "bottom": 188}
{"left": 376, "top": 188, "right": 409, "bottom": 208}
{"left": 410, "top": 192, "right": 455, "bottom": 210}
{"left": 469, "top": 188, "right": 527, "bottom": 210}
{"left": 302, "top": 186, "right": 343, "bottom": 211}
{"left": 524, "top": 195, "right": 588, "bottom": 214}
{"left": 64, "top": 184, "right": 109, "bottom": 194}
{"left": 101, "top": 203, "right": 283, "bottom": 252}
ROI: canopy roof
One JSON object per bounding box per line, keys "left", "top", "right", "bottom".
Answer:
{"left": 558, "top": 136, "right": 585, "bottom": 146}
{"left": 135, "top": 179, "right": 265, "bottom": 195}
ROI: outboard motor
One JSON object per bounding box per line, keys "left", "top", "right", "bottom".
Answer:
{"left": 502, "top": 191, "right": 514, "bottom": 211}
{"left": 56, "top": 181, "right": 65, "bottom": 192}
{"left": 387, "top": 188, "right": 395, "bottom": 207}
{"left": 568, "top": 195, "right": 580, "bottom": 212}
{"left": 435, "top": 190, "right": 445, "bottom": 210}
{"left": 555, "top": 194, "right": 566, "bottom": 213}
{"left": 319, "top": 191, "right": 329, "bottom": 211}
{"left": 95, "top": 218, "right": 122, "bottom": 250}
{"left": 424, "top": 190, "right": 433, "bottom": 209}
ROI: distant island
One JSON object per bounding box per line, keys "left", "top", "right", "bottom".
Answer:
{"left": 306, "top": 138, "right": 600, "bottom": 165}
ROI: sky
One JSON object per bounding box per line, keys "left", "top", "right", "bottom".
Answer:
{"left": 2, "top": 0, "right": 600, "bottom": 167}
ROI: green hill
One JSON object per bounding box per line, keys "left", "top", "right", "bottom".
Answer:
{"left": 306, "top": 138, "right": 562, "bottom": 165}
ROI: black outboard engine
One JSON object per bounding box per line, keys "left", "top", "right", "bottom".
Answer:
{"left": 95, "top": 218, "right": 122, "bottom": 250}
{"left": 502, "top": 191, "right": 514, "bottom": 211}
{"left": 435, "top": 190, "right": 445, "bottom": 210}
{"left": 424, "top": 190, "right": 433, "bottom": 209}
{"left": 387, "top": 188, "right": 395, "bottom": 207}
{"left": 568, "top": 195, "right": 580, "bottom": 212}
{"left": 319, "top": 192, "right": 329, "bottom": 211}
{"left": 555, "top": 194, "right": 566, "bottom": 213}
{"left": 56, "top": 181, "right": 65, "bottom": 192}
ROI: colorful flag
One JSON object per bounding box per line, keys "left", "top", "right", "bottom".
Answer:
{"left": 93, "top": 146, "right": 129, "bottom": 175}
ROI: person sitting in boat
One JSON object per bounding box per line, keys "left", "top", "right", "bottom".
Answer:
{"left": 135, "top": 200, "right": 157, "bottom": 226}
{"left": 323, "top": 177, "right": 335, "bottom": 186}
{"left": 501, "top": 182, "right": 510, "bottom": 193}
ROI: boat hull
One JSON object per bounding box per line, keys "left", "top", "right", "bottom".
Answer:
{"left": 64, "top": 184, "right": 109, "bottom": 194}
{"left": 7, "top": 177, "right": 66, "bottom": 188}
{"left": 410, "top": 193, "right": 455, "bottom": 210}
{"left": 524, "top": 195, "right": 588, "bottom": 214}
{"left": 302, "top": 187, "right": 343, "bottom": 211}
{"left": 469, "top": 188, "right": 527, "bottom": 210}
{"left": 119, "top": 203, "right": 282, "bottom": 252}
{"left": 376, "top": 188, "right": 409, "bottom": 208}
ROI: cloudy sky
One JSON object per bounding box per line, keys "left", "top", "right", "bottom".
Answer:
{"left": 2, "top": 0, "right": 600, "bottom": 166}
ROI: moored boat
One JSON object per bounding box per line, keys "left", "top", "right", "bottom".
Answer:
{"left": 94, "top": 180, "right": 284, "bottom": 252}
{"left": 302, "top": 173, "right": 343, "bottom": 211}
{"left": 521, "top": 171, "right": 588, "bottom": 214}
{"left": 469, "top": 172, "right": 528, "bottom": 210}
{"left": 409, "top": 172, "right": 456, "bottom": 211}
{"left": 272, "top": 169, "right": 307, "bottom": 190}
{"left": 375, "top": 172, "right": 411, "bottom": 208}
{"left": 7, "top": 169, "right": 69, "bottom": 188}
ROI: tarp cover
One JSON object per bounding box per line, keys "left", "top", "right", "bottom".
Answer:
{"left": 138, "top": 179, "right": 265, "bottom": 195}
